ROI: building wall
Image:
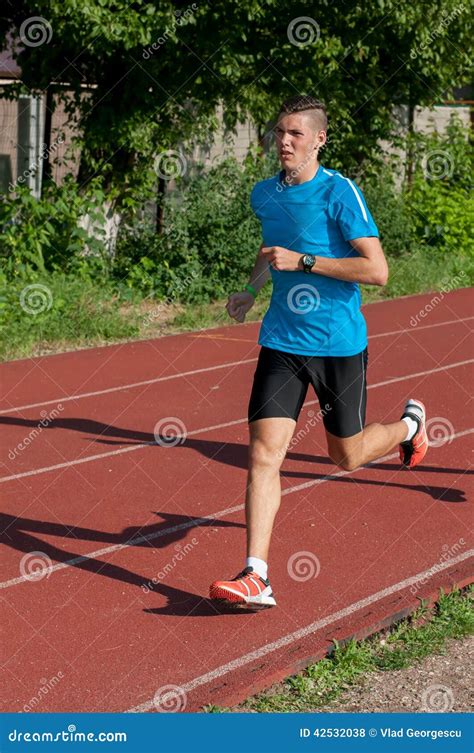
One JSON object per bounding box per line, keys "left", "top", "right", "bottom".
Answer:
{"left": 190, "top": 105, "right": 259, "bottom": 166}
{"left": 0, "top": 91, "right": 80, "bottom": 193}
{"left": 0, "top": 96, "right": 19, "bottom": 190}
{"left": 414, "top": 104, "right": 470, "bottom": 132}
{"left": 48, "top": 93, "right": 81, "bottom": 184}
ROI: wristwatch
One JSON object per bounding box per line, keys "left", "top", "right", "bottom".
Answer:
{"left": 301, "top": 254, "right": 316, "bottom": 274}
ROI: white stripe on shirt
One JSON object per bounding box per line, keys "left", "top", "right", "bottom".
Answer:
{"left": 324, "top": 169, "right": 369, "bottom": 222}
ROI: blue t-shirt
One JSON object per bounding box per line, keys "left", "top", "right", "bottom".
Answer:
{"left": 250, "top": 165, "right": 379, "bottom": 356}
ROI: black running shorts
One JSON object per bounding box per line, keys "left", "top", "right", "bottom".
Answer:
{"left": 248, "top": 346, "right": 368, "bottom": 438}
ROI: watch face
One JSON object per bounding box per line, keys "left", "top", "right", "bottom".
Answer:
{"left": 303, "top": 255, "right": 315, "bottom": 273}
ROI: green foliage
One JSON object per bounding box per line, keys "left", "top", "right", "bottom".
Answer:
{"left": 0, "top": 177, "right": 110, "bottom": 279}
{"left": 0, "top": 271, "right": 139, "bottom": 361}
{"left": 364, "top": 167, "right": 416, "bottom": 257}
{"left": 112, "top": 152, "right": 276, "bottom": 301}
{"left": 161, "top": 154, "right": 273, "bottom": 298}
{"left": 0, "top": 177, "right": 138, "bottom": 358}
{"left": 409, "top": 185, "right": 473, "bottom": 257}
{"left": 1, "top": 1, "right": 471, "bottom": 197}
{"left": 409, "top": 113, "right": 473, "bottom": 192}
{"left": 404, "top": 114, "right": 474, "bottom": 257}
{"left": 111, "top": 222, "right": 206, "bottom": 303}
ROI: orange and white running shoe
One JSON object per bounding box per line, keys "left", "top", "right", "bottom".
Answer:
{"left": 399, "top": 399, "right": 428, "bottom": 469}
{"left": 209, "top": 567, "right": 277, "bottom": 608}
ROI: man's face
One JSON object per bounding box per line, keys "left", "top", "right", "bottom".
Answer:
{"left": 274, "top": 112, "right": 326, "bottom": 172}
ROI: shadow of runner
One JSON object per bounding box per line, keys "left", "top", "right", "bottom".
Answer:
{"left": 1, "top": 511, "right": 245, "bottom": 617}
{"left": 280, "top": 473, "right": 468, "bottom": 502}
{"left": 2, "top": 416, "right": 469, "bottom": 502}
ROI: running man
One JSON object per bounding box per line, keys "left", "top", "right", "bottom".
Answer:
{"left": 209, "top": 95, "right": 428, "bottom": 609}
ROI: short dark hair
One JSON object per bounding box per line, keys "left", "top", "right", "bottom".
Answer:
{"left": 278, "top": 94, "right": 328, "bottom": 131}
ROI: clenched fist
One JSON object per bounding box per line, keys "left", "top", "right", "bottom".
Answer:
{"left": 226, "top": 291, "right": 255, "bottom": 323}
{"left": 261, "top": 246, "right": 302, "bottom": 272}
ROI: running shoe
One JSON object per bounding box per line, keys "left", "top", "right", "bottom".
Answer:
{"left": 209, "top": 566, "right": 277, "bottom": 608}
{"left": 399, "top": 399, "right": 428, "bottom": 468}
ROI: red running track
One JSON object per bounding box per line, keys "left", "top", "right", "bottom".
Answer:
{"left": 1, "top": 288, "right": 473, "bottom": 712}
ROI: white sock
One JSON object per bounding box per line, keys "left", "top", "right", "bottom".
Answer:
{"left": 402, "top": 400, "right": 424, "bottom": 440}
{"left": 246, "top": 556, "right": 268, "bottom": 580}
{"left": 402, "top": 416, "right": 418, "bottom": 441}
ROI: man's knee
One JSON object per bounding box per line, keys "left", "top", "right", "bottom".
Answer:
{"left": 249, "top": 438, "right": 285, "bottom": 470}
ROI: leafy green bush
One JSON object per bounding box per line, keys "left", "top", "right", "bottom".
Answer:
{"left": 409, "top": 113, "right": 473, "bottom": 193}
{"left": 404, "top": 114, "right": 473, "bottom": 258}
{"left": 164, "top": 154, "right": 270, "bottom": 298}
{"left": 408, "top": 182, "right": 473, "bottom": 257}
{"left": 111, "top": 222, "right": 205, "bottom": 302}
{"left": 0, "top": 177, "right": 110, "bottom": 280}
{"left": 112, "top": 151, "right": 278, "bottom": 302}
{"left": 364, "top": 167, "right": 416, "bottom": 257}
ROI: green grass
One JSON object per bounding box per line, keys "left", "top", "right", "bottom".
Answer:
{"left": 1, "top": 273, "right": 140, "bottom": 361}
{"left": 204, "top": 587, "right": 474, "bottom": 713}
{"left": 170, "top": 283, "right": 273, "bottom": 332}
{"left": 360, "top": 248, "right": 472, "bottom": 304}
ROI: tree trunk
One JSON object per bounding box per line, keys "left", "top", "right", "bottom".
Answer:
{"left": 406, "top": 100, "right": 415, "bottom": 189}
{"left": 41, "top": 87, "right": 54, "bottom": 185}
{"left": 155, "top": 176, "right": 166, "bottom": 234}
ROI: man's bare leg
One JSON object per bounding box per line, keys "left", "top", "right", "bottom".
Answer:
{"left": 209, "top": 416, "right": 295, "bottom": 606}
{"left": 245, "top": 417, "right": 296, "bottom": 562}
{"left": 326, "top": 419, "right": 410, "bottom": 471}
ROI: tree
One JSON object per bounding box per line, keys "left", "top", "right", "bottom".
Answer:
{"left": 1, "top": 0, "right": 471, "bottom": 205}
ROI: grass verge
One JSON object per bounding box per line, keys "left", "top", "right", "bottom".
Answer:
{"left": 204, "top": 586, "right": 473, "bottom": 713}
{"left": 1, "top": 274, "right": 141, "bottom": 361}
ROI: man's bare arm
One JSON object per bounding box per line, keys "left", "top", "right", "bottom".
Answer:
{"left": 248, "top": 244, "right": 271, "bottom": 293}
{"left": 226, "top": 244, "right": 271, "bottom": 323}
{"left": 262, "top": 238, "right": 388, "bottom": 286}
{"left": 309, "top": 237, "right": 388, "bottom": 286}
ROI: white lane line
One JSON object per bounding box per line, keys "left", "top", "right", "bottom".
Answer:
{"left": 2, "top": 317, "right": 472, "bottom": 415}
{"left": 1, "top": 359, "right": 472, "bottom": 484}
{"left": 1, "top": 428, "right": 472, "bottom": 590}
{"left": 0, "top": 417, "right": 246, "bottom": 484}
{"left": 367, "top": 359, "right": 473, "bottom": 389}
{"left": 127, "top": 548, "right": 474, "bottom": 712}
{"left": 0, "top": 359, "right": 258, "bottom": 416}
{"left": 369, "top": 316, "right": 473, "bottom": 340}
